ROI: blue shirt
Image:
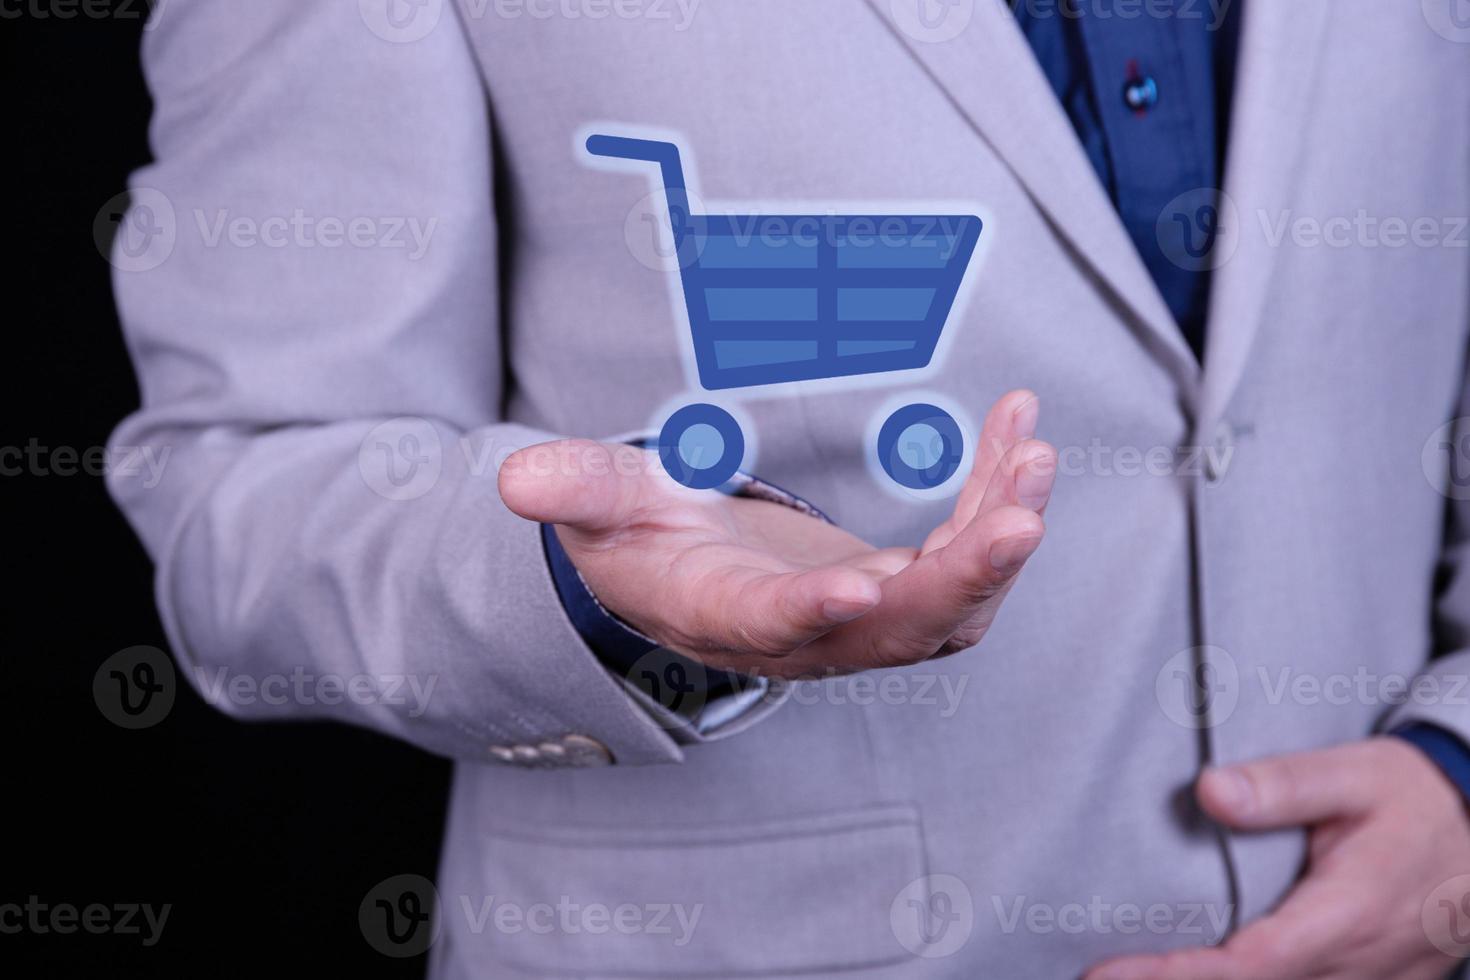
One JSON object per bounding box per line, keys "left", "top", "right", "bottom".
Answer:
{"left": 1013, "top": 0, "right": 1240, "bottom": 360}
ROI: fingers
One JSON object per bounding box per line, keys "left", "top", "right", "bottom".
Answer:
{"left": 822, "top": 431, "right": 1055, "bottom": 668}
{"left": 926, "top": 390, "right": 1038, "bottom": 552}
{"left": 1085, "top": 946, "right": 1239, "bottom": 980}
{"left": 684, "top": 562, "right": 883, "bottom": 662}
{"left": 818, "top": 502, "right": 1045, "bottom": 669}
{"left": 1197, "top": 744, "right": 1379, "bottom": 830}
{"left": 973, "top": 438, "right": 1058, "bottom": 517}
{"left": 1086, "top": 875, "right": 1354, "bottom": 980}
{"left": 498, "top": 439, "right": 654, "bottom": 534}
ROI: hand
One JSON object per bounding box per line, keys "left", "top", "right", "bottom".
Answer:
{"left": 498, "top": 390, "right": 1056, "bottom": 678}
{"left": 1086, "top": 738, "right": 1470, "bottom": 980}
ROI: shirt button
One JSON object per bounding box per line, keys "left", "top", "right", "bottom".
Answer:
{"left": 1124, "top": 75, "right": 1159, "bottom": 112}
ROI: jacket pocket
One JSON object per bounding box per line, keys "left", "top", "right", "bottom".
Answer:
{"left": 461, "top": 802, "right": 925, "bottom": 977}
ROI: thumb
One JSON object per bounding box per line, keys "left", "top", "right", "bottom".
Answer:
{"left": 1197, "top": 745, "right": 1375, "bottom": 830}
{"left": 498, "top": 439, "right": 653, "bottom": 533}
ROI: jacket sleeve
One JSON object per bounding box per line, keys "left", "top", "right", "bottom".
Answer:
{"left": 106, "top": 0, "right": 729, "bottom": 766}
{"left": 1384, "top": 372, "right": 1470, "bottom": 743}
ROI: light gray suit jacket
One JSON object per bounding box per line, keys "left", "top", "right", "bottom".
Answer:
{"left": 108, "top": 0, "right": 1470, "bottom": 975}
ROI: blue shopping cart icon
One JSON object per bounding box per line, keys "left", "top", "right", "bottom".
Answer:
{"left": 587, "top": 133, "right": 983, "bottom": 492}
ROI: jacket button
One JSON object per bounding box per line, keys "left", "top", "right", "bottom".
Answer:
{"left": 561, "top": 734, "right": 614, "bottom": 768}
{"left": 1206, "top": 422, "right": 1234, "bottom": 484}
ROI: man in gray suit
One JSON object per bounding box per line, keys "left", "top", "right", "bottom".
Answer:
{"left": 106, "top": 0, "right": 1470, "bottom": 975}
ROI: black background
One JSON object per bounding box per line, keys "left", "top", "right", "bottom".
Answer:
{"left": 5, "top": 6, "right": 450, "bottom": 976}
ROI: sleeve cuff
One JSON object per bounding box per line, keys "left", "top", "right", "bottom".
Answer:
{"left": 1394, "top": 723, "right": 1470, "bottom": 805}
{"left": 539, "top": 465, "right": 830, "bottom": 735}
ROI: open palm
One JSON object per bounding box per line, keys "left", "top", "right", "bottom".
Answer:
{"left": 499, "top": 390, "right": 1056, "bottom": 678}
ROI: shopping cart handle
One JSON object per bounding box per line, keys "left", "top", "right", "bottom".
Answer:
{"left": 586, "top": 134, "right": 693, "bottom": 230}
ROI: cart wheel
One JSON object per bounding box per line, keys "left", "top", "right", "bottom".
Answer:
{"left": 877, "top": 403, "right": 964, "bottom": 490}
{"left": 658, "top": 403, "right": 745, "bottom": 490}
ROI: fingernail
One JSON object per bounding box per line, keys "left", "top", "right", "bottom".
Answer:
{"left": 1011, "top": 396, "right": 1039, "bottom": 441}
{"left": 988, "top": 533, "right": 1042, "bottom": 575}
{"left": 1205, "top": 768, "right": 1255, "bottom": 815}
{"left": 822, "top": 596, "right": 877, "bottom": 623}
{"left": 1016, "top": 457, "right": 1054, "bottom": 512}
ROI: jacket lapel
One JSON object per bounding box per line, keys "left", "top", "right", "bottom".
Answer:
{"left": 1199, "top": 0, "right": 1332, "bottom": 431}
{"left": 862, "top": 0, "right": 1199, "bottom": 389}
